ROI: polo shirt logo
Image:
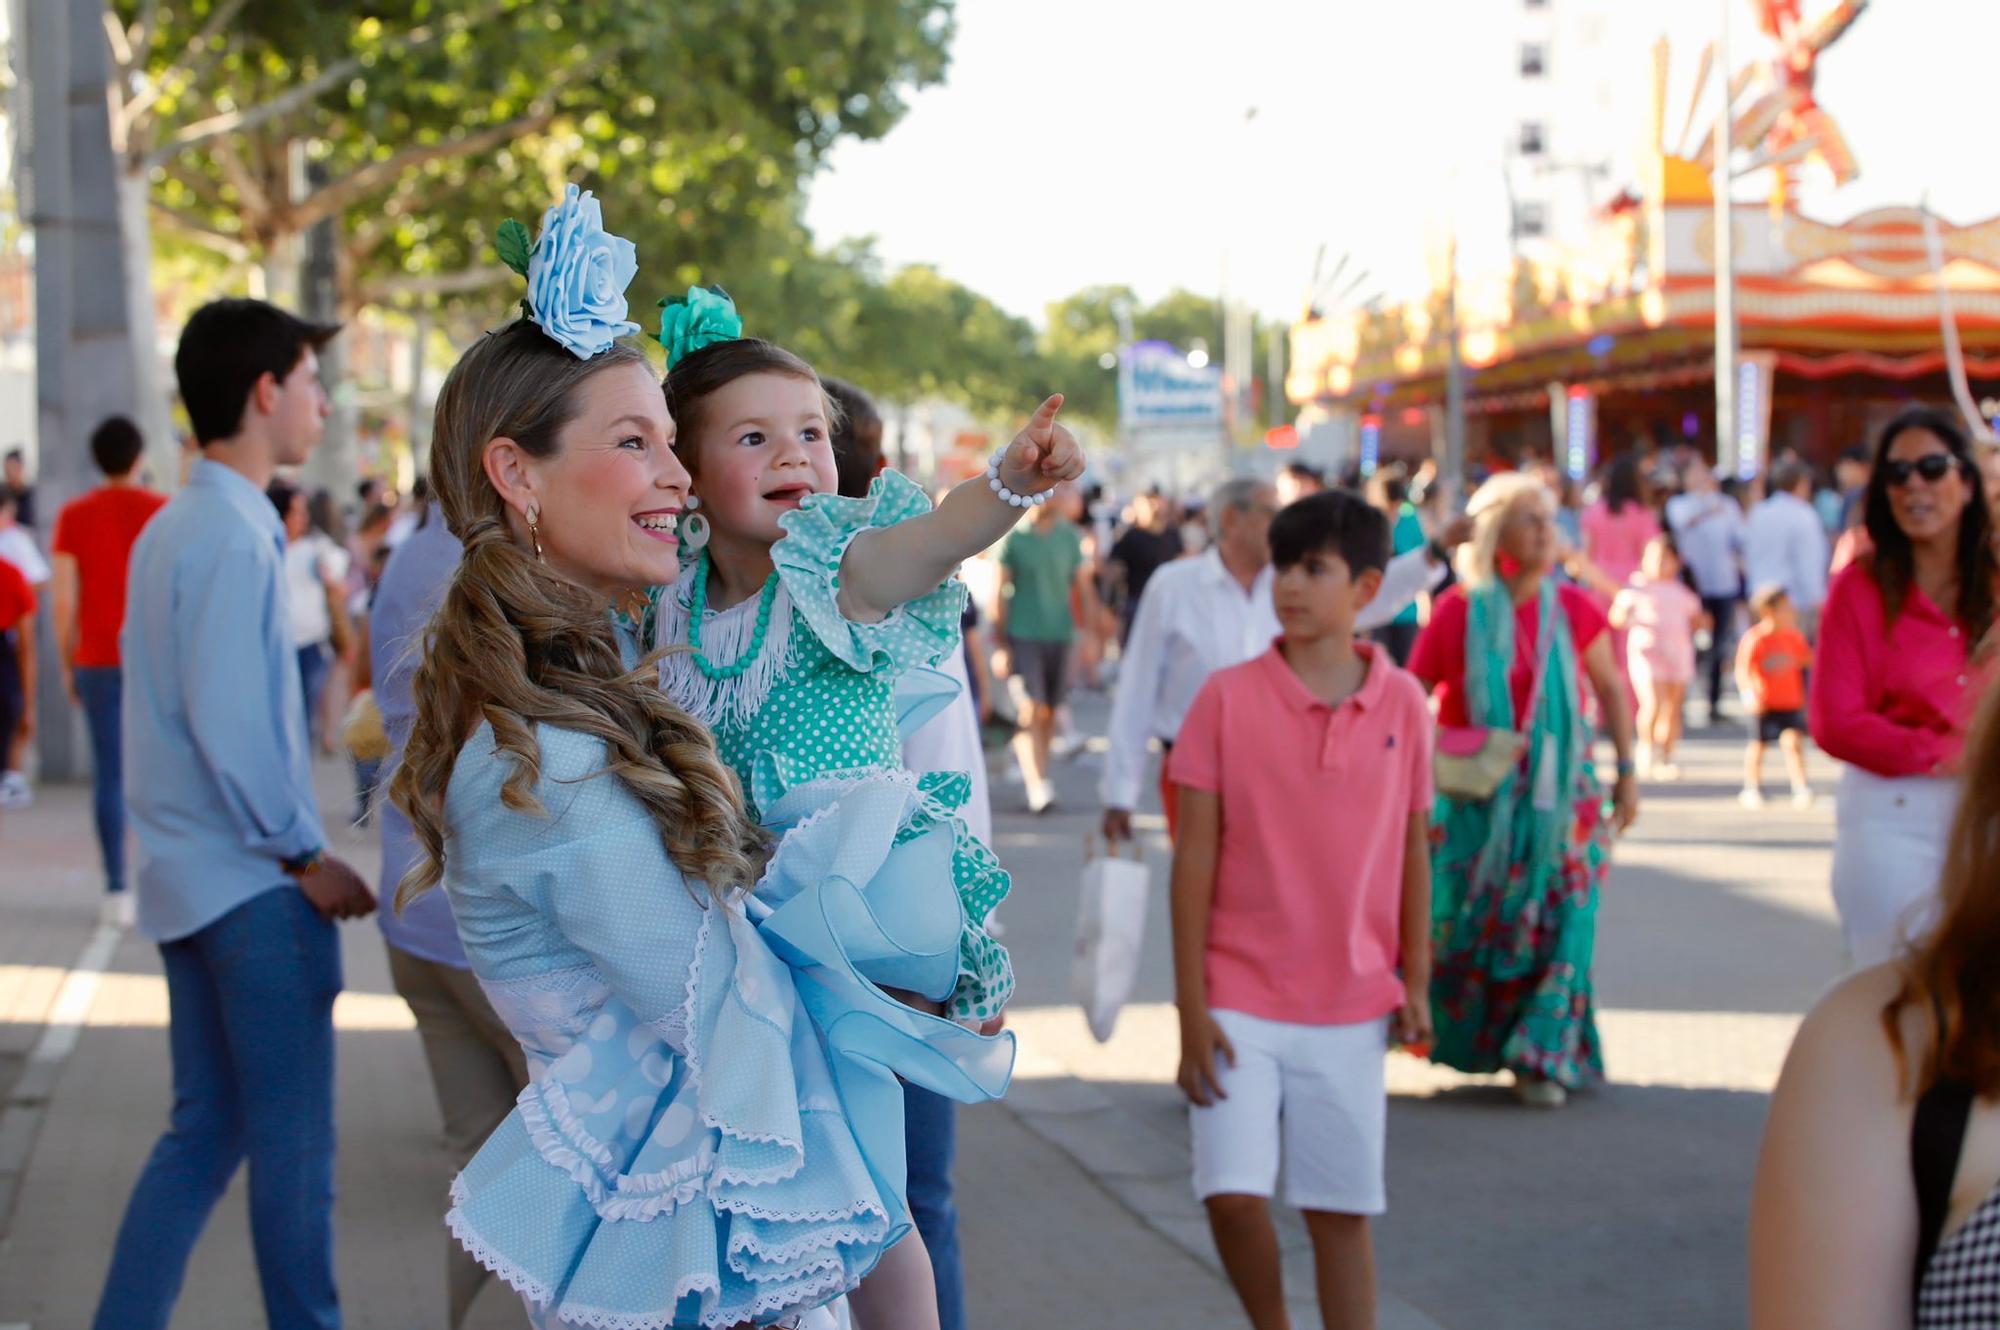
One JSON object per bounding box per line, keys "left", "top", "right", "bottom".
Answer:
{"left": 1385, "top": 735, "right": 1397, "bottom": 749}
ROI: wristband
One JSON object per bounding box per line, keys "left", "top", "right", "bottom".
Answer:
{"left": 283, "top": 847, "right": 326, "bottom": 878}
{"left": 986, "top": 452, "right": 1050, "bottom": 510}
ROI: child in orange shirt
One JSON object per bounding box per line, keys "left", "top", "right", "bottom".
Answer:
{"left": 1735, "top": 583, "right": 1814, "bottom": 808}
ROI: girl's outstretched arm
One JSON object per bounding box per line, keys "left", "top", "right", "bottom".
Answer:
{"left": 838, "top": 394, "right": 1084, "bottom": 622}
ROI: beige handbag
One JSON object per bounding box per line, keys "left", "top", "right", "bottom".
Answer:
{"left": 1433, "top": 602, "right": 1555, "bottom": 803}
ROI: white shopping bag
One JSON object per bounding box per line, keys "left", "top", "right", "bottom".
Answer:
{"left": 1070, "top": 838, "right": 1151, "bottom": 1043}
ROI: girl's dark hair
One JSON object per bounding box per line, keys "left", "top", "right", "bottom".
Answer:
{"left": 307, "top": 487, "right": 345, "bottom": 544}
{"left": 823, "top": 376, "right": 884, "bottom": 500}
{"left": 266, "top": 477, "right": 300, "bottom": 521}
{"left": 1862, "top": 405, "right": 1996, "bottom": 639}
{"left": 662, "top": 337, "right": 841, "bottom": 473}
{"left": 1604, "top": 451, "right": 1645, "bottom": 515}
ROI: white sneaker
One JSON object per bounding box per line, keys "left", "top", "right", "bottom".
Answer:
{"left": 100, "top": 893, "right": 136, "bottom": 929}
{"left": 1738, "top": 787, "right": 1766, "bottom": 809}
{"left": 1513, "top": 1076, "right": 1568, "bottom": 1109}
{"left": 1026, "top": 780, "right": 1055, "bottom": 814}
{"left": 1654, "top": 762, "right": 1682, "bottom": 782}
{"left": 0, "top": 770, "right": 31, "bottom": 809}
{"left": 1790, "top": 786, "right": 1816, "bottom": 810}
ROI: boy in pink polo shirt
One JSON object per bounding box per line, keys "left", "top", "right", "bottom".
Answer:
{"left": 1169, "top": 489, "right": 1433, "bottom": 1330}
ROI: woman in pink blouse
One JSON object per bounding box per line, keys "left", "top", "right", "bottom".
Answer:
{"left": 1580, "top": 454, "right": 1662, "bottom": 706}
{"left": 1579, "top": 453, "right": 1662, "bottom": 589}
{"left": 1810, "top": 406, "right": 1998, "bottom": 966}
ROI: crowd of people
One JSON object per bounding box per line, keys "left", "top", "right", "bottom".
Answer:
{"left": 3, "top": 187, "right": 2000, "bottom": 1330}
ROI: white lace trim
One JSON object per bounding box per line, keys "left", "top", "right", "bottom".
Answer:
{"left": 450, "top": 1173, "right": 867, "bottom": 1330}
{"left": 554, "top": 1262, "right": 858, "bottom": 1330}
{"left": 655, "top": 567, "right": 797, "bottom": 732}
{"left": 446, "top": 1199, "right": 557, "bottom": 1309}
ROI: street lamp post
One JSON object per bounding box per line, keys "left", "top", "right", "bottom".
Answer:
{"left": 1713, "top": 0, "right": 1740, "bottom": 478}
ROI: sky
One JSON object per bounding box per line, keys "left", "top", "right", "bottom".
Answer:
{"left": 806, "top": 0, "right": 2000, "bottom": 327}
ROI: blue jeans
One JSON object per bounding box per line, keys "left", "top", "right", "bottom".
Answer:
{"left": 904, "top": 1082, "right": 964, "bottom": 1330}
{"left": 74, "top": 666, "right": 126, "bottom": 893}
{"left": 94, "top": 885, "right": 343, "bottom": 1330}
{"left": 297, "top": 641, "right": 331, "bottom": 751}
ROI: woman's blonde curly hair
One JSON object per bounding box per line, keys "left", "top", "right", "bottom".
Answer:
{"left": 390, "top": 320, "right": 762, "bottom": 913}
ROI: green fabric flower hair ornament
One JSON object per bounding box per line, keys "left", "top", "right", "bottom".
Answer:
{"left": 656, "top": 284, "right": 743, "bottom": 370}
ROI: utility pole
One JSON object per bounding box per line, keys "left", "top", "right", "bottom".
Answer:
{"left": 1265, "top": 321, "right": 1285, "bottom": 431}
{"left": 23, "top": 1, "right": 136, "bottom": 781}
{"left": 1713, "top": 0, "right": 1740, "bottom": 478}
{"left": 1443, "top": 232, "right": 1467, "bottom": 512}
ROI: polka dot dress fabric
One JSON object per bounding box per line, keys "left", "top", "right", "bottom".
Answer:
{"left": 661, "top": 470, "right": 1017, "bottom": 1026}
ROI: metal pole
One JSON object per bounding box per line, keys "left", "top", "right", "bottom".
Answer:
{"left": 1266, "top": 322, "right": 1285, "bottom": 430}
{"left": 1443, "top": 232, "right": 1467, "bottom": 512}
{"left": 1713, "top": 0, "right": 1740, "bottom": 478}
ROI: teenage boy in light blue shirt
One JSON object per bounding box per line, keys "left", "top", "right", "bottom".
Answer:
{"left": 96, "top": 298, "right": 376, "bottom": 1330}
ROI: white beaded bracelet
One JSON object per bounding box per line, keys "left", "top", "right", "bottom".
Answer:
{"left": 986, "top": 451, "right": 1050, "bottom": 509}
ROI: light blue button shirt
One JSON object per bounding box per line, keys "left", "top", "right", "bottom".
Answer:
{"left": 122, "top": 459, "right": 325, "bottom": 942}
{"left": 370, "top": 506, "right": 471, "bottom": 966}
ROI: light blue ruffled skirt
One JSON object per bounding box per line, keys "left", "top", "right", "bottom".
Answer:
{"left": 448, "top": 770, "right": 1014, "bottom": 1329}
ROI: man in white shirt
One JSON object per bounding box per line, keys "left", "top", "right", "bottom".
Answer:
{"left": 1099, "top": 476, "right": 1459, "bottom": 841}
{"left": 1742, "top": 460, "right": 1831, "bottom": 637}
{"left": 1665, "top": 462, "right": 1746, "bottom": 724}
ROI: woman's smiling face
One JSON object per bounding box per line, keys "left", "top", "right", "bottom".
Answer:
{"left": 511, "top": 359, "right": 691, "bottom": 599}
{"left": 686, "top": 371, "right": 839, "bottom": 547}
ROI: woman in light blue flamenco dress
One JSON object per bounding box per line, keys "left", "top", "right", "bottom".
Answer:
{"left": 390, "top": 192, "right": 1043, "bottom": 1329}
{"left": 649, "top": 288, "right": 1081, "bottom": 1043}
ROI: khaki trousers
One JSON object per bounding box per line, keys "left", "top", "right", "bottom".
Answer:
{"left": 385, "top": 942, "right": 529, "bottom": 1329}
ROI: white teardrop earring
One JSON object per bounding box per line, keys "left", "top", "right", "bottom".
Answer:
{"left": 681, "top": 494, "right": 709, "bottom": 551}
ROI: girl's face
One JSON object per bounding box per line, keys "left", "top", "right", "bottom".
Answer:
{"left": 513, "top": 360, "right": 691, "bottom": 600}
{"left": 1884, "top": 426, "right": 1971, "bottom": 548}
{"left": 1640, "top": 538, "right": 1679, "bottom": 582}
{"left": 687, "top": 372, "right": 838, "bottom": 548}
{"left": 284, "top": 493, "right": 311, "bottom": 541}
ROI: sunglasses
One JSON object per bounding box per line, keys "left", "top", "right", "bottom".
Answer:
{"left": 1883, "top": 454, "right": 1961, "bottom": 487}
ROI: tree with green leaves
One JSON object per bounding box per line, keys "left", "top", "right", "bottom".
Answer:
{"left": 102, "top": 0, "right": 957, "bottom": 477}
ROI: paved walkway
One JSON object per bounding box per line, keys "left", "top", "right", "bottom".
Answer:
{"left": 0, "top": 695, "right": 1845, "bottom": 1329}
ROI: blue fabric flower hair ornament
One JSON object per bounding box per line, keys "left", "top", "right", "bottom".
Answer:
{"left": 656, "top": 284, "right": 743, "bottom": 370}
{"left": 494, "top": 184, "right": 640, "bottom": 360}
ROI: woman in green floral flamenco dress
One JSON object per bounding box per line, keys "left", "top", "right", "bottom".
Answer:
{"left": 1407, "top": 472, "right": 1641, "bottom": 1108}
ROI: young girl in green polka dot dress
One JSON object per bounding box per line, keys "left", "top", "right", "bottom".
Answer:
{"left": 652, "top": 291, "right": 1084, "bottom": 1030}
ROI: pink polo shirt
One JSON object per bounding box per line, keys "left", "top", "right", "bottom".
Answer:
{"left": 1809, "top": 561, "right": 1996, "bottom": 778}
{"left": 1169, "top": 641, "right": 1433, "bottom": 1025}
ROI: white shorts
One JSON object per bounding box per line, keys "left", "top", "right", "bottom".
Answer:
{"left": 1188, "top": 1008, "right": 1389, "bottom": 1215}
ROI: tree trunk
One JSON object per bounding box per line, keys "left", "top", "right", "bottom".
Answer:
{"left": 23, "top": 1, "right": 138, "bottom": 781}
{"left": 115, "top": 165, "right": 179, "bottom": 488}
{"left": 296, "top": 159, "right": 354, "bottom": 493}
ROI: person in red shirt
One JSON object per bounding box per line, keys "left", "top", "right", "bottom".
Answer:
{"left": 1735, "top": 584, "right": 1815, "bottom": 808}
{"left": 1810, "top": 405, "right": 1998, "bottom": 967}
{"left": 50, "top": 416, "right": 167, "bottom": 921}
{"left": 0, "top": 553, "right": 33, "bottom": 820}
